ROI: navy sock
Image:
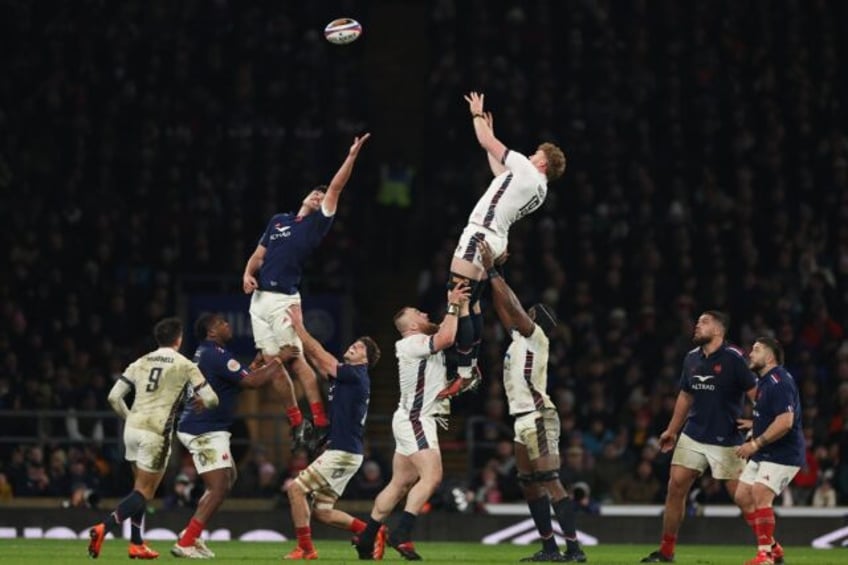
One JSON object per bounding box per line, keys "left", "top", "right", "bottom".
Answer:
{"left": 104, "top": 490, "right": 146, "bottom": 534}
{"left": 358, "top": 517, "right": 382, "bottom": 548}
{"left": 552, "top": 497, "right": 579, "bottom": 552}
{"left": 528, "top": 496, "right": 558, "bottom": 553}
{"left": 390, "top": 511, "right": 417, "bottom": 543}
{"left": 130, "top": 507, "right": 145, "bottom": 544}
{"left": 456, "top": 315, "right": 474, "bottom": 352}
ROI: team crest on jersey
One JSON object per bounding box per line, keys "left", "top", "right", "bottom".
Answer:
{"left": 713, "top": 364, "right": 722, "bottom": 373}
{"left": 227, "top": 359, "right": 241, "bottom": 372}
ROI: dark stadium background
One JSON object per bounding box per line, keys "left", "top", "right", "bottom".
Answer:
{"left": 1, "top": 0, "right": 846, "bottom": 517}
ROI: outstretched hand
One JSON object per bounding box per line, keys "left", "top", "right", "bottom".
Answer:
{"left": 349, "top": 133, "right": 371, "bottom": 157}
{"left": 477, "top": 239, "right": 495, "bottom": 270}
{"left": 464, "top": 91, "right": 485, "bottom": 115}
{"left": 447, "top": 280, "right": 470, "bottom": 305}
{"left": 287, "top": 304, "right": 304, "bottom": 329}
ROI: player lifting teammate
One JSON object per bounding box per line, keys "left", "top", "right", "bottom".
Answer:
{"left": 480, "top": 240, "right": 586, "bottom": 563}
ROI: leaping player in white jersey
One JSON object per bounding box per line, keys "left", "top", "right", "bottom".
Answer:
{"left": 438, "top": 91, "right": 567, "bottom": 399}
{"left": 87, "top": 317, "right": 219, "bottom": 560}
{"left": 479, "top": 240, "right": 587, "bottom": 563}
{"left": 353, "top": 282, "right": 470, "bottom": 561}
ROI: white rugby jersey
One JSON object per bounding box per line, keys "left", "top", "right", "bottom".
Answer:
{"left": 467, "top": 149, "right": 548, "bottom": 238}
{"left": 121, "top": 347, "right": 207, "bottom": 435}
{"left": 503, "top": 325, "right": 555, "bottom": 415}
{"left": 395, "top": 334, "right": 450, "bottom": 418}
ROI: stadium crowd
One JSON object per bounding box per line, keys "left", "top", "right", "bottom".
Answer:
{"left": 1, "top": 0, "right": 847, "bottom": 511}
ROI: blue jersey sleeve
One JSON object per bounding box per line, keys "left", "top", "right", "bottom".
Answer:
{"left": 334, "top": 363, "right": 358, "bottom": 384}
{"left": 259, "top": 218, "right": 274, "bottom": 247}
{"left": 731, "top": 350, "right": 756, "bottom": 392}
{"left": 307, "top": 211, "right": 334, "bottom": 244}
{"left": 679, "top": 356, "right": 693, "bottom": 393}
{"left": 766, "top": 380, "right": 797, "bottom": 417}
{"left": 214, "top": 350, "right": 247, "bottom": 384}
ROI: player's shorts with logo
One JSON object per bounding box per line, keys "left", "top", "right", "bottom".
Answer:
{"left": 294, "top": 449, "right": 363, "bottom": 509}
{"left": 249, "top": 290, "right": 303, "bottom": 355}
{"left": 671, "top": 432, "right": 746, "bottom": 480}
{"left": 392, "top": 410, "right": 441, "bottom": 456}
{"left": 740, "top": 460, "right": 800, "bottom": 495}
{"left": 514, "top": 408, "right": 560, "bottom": 460}
{"left": 177, "top": 431, "right": 234, "bottom": 474}
{"left": 124, "top": 426, "right": 172, "bottom": 473}
{"left": 453, "top": 224, "right": 508, "bottom": 271}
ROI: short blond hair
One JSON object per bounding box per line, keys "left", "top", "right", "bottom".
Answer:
{"left": 539, "top": 142, "right": 566, "bottom": 181}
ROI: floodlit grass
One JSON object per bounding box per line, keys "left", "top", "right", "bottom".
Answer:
{"left": 0, "top": 539, "right": 844, "bottom": 564}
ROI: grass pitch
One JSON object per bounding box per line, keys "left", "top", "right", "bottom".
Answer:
{"left": 0, "top": 539, "right": 843, "bottom": 564}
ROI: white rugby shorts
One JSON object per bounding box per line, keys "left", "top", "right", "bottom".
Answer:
{"left": 293, "top": 449, "right": 363, "bottom": 509}
{"left": 514, "top": 409, "right": 561, "bottom": 460}
{"left": 671, "top": 433, "right": 746, "bottom": 480}
{"left": 392, "top": 410, "right": 440, "bottom": 456}
{"left": 124, "top": 426, "right": 172, "bottom": 473}
{"left": 739, "top": 460, "right": 800, "bottom": 495}
{"left": 453, "top": 224, "right": 508, "bottom": 272}
{"left": 177, "top": 430, "right": 235, "bottom": 474}
{"left": 249, "top": 290, "right": 303, "bottom": 355}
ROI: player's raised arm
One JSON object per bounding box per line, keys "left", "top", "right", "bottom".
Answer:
{"left": 287, "top": 305, "right": 340, "bottom": 378}
{"left": 322, "top": 133, "right": 371, "bottom": 215}
{"left": 242, "top": 244, "right": 266, "bottom": 294}
{"left": 465, "top": 92, "right": 509, "bottom": 165}
{"left": 483, "top": 111, "right": 507, "bottom": 176}
{"left": 431, "top": 282, "right": 470, "bottom": 352}
{"left": 478, "top": 240, "right": 535, "bottom": 337}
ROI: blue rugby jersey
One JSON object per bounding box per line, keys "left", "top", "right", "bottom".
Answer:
{"left": 679, "top": 342, "right": 757, "bottom": 446}
{"left": 256, "top": 210, "right": 333, "bottom": 294}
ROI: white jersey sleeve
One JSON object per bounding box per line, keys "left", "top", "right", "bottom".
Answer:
{"left": 466, "top": 149, "right": 548, "bottom": 238}
{"left": 395, "top": 335, "right": 450, "bottom": 417}
{"left": 503, "top": 325, "right": 555, "bottom": 415}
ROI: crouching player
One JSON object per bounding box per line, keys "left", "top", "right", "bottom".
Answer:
{"left": 283, "top": 304, "right": 381, "bottom": 559}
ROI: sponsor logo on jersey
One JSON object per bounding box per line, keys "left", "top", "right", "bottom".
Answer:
{"left": 270, "top": 224, "right": 292, "bottom": 240}
{"left": 691, "top": 374, "right": 716, "bottom": 390}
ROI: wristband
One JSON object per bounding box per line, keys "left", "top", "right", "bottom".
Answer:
{"left": 446, "top": 303, "right": 459, "bottom": 316}
{"left": 472, "top": 113, "right": 485, "bottom": 120}
{"left": 754, "top": 437, "right": 764, "bottom": 449}
{"left": 487, "top": 267, "right": 501, "bottom": 279}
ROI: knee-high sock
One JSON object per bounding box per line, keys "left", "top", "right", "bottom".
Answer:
{"left": 103, "top": 490, "right": 146, "bottom": 534}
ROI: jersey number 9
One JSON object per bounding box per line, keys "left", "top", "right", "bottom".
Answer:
{"left": 146, "top": 367, "right": 162, "bottom": 392}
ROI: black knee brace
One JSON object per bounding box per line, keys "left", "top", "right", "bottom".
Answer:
{"left": 517, "top": 473, "right": 535, "bottom": 487}
{"left": 533, "top": 469, "right": 560, "bottom": 483}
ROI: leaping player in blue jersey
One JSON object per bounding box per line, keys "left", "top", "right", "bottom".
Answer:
{"left": 171, "top": 313, "right": 298, "bottom": 559}
{"left": 282, "top": 303, "right": 381, "bottom": 560}
{"left": 734, "top": 337, "right": 802, "bottom": 565}
{"left": 641, "top": 311, "right": 758, "bottom": 563}
{"left": 242, "top": 134, "right": 370, "bottom": 454}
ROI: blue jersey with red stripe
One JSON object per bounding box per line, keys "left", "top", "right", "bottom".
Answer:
{"left": 257, "top": 210, "right": 333, "bottom": 294}
{"left": 679, "top": 342, "right": 757, "bottom": 446}
{"left": 327, "top": 363, "right": 370, "bottom": 454}
{"left": 752, "top": 366, "right": 804, "bottom": 467}
{"left": 178, "top": 340, "right": 248, "bottom": 435}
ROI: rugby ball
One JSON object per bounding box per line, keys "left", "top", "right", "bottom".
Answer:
{"left": 324, "top": 18, "right": 362, "bottom": 45}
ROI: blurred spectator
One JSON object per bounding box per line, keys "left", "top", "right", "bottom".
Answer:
{"left": 812, "top": 470, "right": 837, "bottom": 507}
{"left": 612, "top": 460, "right": 662, "bottom": 504}
{"left": 164, "top": 471, "right": 200, "bottom": 510}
